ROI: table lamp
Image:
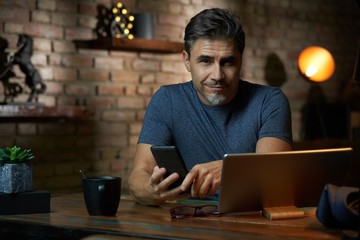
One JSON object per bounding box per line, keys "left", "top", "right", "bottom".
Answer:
{"left": 298, "top": 46, "right": 335, "bottom": 102}
{"left": 298, "top": 46, "right": 338, "bottom": 140}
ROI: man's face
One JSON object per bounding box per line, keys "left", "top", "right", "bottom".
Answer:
{"left": 183, "top": 38, "right": 242, "bottom": 106}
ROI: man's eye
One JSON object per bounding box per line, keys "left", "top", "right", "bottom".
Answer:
{"left": 222, "top": 60, "right": 235, "bottom": 66}
{"left": 200, "top": 58, "right": 211, "bottom": 64}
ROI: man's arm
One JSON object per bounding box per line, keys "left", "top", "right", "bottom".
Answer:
{"left": 255, "top": 137, "right": 293, "bottom": 152}
{"left": 128, "top": 143, "right": 190, "bottom": 206}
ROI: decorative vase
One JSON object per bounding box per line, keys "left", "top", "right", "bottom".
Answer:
{"left": 0, "top": 163, "right": 33, "bottom": 193}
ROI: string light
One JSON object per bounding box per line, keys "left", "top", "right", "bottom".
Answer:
{"left": 109, "top": 2, "right": 135, "bottom": 39}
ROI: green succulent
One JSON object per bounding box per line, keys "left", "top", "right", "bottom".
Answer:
{"left": 0, "top": 146, "right": 34, "bottom": 164}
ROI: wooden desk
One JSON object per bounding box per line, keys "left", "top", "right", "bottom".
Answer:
{"left": 0, "top": 193, "right": 345, "bottom": 240}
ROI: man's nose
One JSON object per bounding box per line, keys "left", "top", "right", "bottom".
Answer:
{"left": 210, "top": 64, "right": 224, "bottom": 80}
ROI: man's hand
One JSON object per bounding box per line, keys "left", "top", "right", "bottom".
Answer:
{"left": 181, "top": 160, "right": 222, "bottom": 198}
{"left": 149, "top": 166, "right": 190, "bottom": 202}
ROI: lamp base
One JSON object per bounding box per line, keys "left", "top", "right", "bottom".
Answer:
{"left": 301, "top": 102, "right": 350, "bottom": 140}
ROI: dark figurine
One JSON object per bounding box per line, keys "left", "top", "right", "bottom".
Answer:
{"left": 12, "top": 34, "right": 46, "bottom": 102}
{"left": 0, "top": 38, "right": 22, "bottom": 103}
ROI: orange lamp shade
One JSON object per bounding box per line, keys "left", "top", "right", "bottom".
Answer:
{"left": 298, "top": 46, "right": 335, "bottom": 83}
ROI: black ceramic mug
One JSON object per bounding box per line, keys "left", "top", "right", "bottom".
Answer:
{"left": 82, "top": 176, "right": 121, "bottom": 216}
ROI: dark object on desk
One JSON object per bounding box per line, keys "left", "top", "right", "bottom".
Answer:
{"left": 83, "top": 176, "right": 121, "bottom": 216}
{"left": 0, "top": 190, "right": 50, "bottom": 215}
{"left": 316, "top": 184, "right": 359, "bottom": 231}
{"left": 12, "top": 34, "right": 46, "bottom": 102}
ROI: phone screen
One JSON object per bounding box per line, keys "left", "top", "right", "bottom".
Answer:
{"left": 150, "top": 146, "right": 189, "bottom": 190}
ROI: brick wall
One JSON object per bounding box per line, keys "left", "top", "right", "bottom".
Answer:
{"left": 0, "top": 0, "right": 359, "bottom": 194}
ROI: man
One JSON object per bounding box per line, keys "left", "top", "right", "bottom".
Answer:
{"left": 128, "top": 8, "right": 293, "bottom": 206}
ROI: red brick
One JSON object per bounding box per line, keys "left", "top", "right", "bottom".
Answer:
{"left": 100, "top": 148, "right": 119, "bottom": 160}
{"left": 32, "top": 53, "right": 47, "bottom": 66}
{"left": 97, "top": 122, "right": 127, "bottom": 135}
{"left": 78, "top": 3, "right": 97, "bottom": 16}
{"left": 4, "top": 22, "right": 24, "bottom": 34}
{"left": 65, "top": 27, "right": 93, "bottom": 40}
{"left": 0, "top": 7, "right": 29, "bottom": 22}
{"left": 129, "top": 122, "right": 142, "bottom": 135}
{"left": 51, "top": 12, "right": 77, "bottom": 27}
{"left": 102, "top": 110, "right": 136, "bottom": 122}
{"left": 95, "top": 57, "right": 124, "bottom": 70}
{"left": 25, "top": 22, "right": 63, "bottom": 38}
{"left": 138, "top": 0, "right": 168, "bottom": 12}
{"left": 117, "top": 96, "right": 145, "bottom": 109}
{"left": 38, "top": 67, "right": 54, "bottom": 80}
{"left": 48, "top": 54, "right": 62, "bottom": 65}
{"left": 53, "top": 67, "right": 77, "bottom": 81}
{"left": 136, "top": 109, "right": 146, "bottom": 121}
{"left": 56, "top": 1, "right": 77, "bottom": 13}
{"left": 53, "top": 40, "right": 76, "bottom": 53}
{"left": 78, "top": 16, "right": 98, "bottom": 29}
{"left": 61, "top": 55, "right": 93, "bottom": 68}
{"left": 110, "top": 159, "right": 125, "bottom": 172}
{"left": 140, "top": 73, "right": 156, "bottom": 84}
{"left": 161, "top": 60, "right": 187, "bottom": 74}
{"left": 111, "top": 70, "right": 139, "bottom": 83}
{"left": 168, "top": 2, "right": 182, "bottom": 14}
{"left": 132, "top": 59, "right": 160, "bottom": 72}
{"left": 86, "top": 97, "right": 116, "bottom": 109}
{"left": 66, "top": 84, "right": 95, "bottom": 95}
{"left": 0, "top": 21, "right": 4, "bottom": 33}
{"left": 158, "top": 13, "right": 188, "bottom": 27}
{"left": 156, "top": 72, "right": 185, "bottom": 85}
{"left": 79, "top": 69, "right": 109, "bottom": 81}
{"left": 54, "top": 162, "right": 74, "bottom": 176}
{"left": 125, "top": 84, "right": 137, "bottom": 96}
{"left": 37, "top": 0, "right": 56, "bottom": 11}
{"left": 97, "top": 84, "right": 125, "bottom": 96}
{"left": 37, "top": 95, "right": 56, "bottom": 107}
{"left": 33, "top": 38, "right": 52, "bottom": 52}
{"left": 137, "top": 85, "right": 153, "bottom": 96}
{"left": 43, "top": 81, "right": 63, "bottom": 94}
{"left": 155, "top": 25, "right": 183, "bottom": 40}
{"left": 38, "top": 123, "right": 76, "bottom": 135}
{"left": 17, "top": 123, "right": 37, "bottom": 135}
{"left": 94, "top": 135, "right": 128, "bottom": 147}
{"left": 31, "top": 10, "right": 51, "bottom": 23}
{"left": 0, "top": 123, "right": 16, "bottom": 136}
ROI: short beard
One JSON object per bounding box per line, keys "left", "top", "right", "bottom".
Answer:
{"left": 205, "top": 94, "right": 226, "bottom": 106}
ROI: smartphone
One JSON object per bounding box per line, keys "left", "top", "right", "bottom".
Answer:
{"left": 150, "top": 145, "right": 189, "bottom": 190}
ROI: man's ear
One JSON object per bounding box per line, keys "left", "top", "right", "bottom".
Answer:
{"left": 182, "top": 50, "right": 191, "bottom": 72}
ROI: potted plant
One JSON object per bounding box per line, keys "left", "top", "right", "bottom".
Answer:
{"left": 0, "top": 146, "right": 34, "bottom": 193}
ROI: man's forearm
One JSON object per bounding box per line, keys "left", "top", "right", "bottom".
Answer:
{"left": 128, "top": 171, "right": 164, "bottom": 206}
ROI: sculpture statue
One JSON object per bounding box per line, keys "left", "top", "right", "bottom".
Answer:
{"left": 12, "top": 34, "right": 46, "bottom": 102}
{"left": 0, "top": 38, "right": 22, "bottom": 103}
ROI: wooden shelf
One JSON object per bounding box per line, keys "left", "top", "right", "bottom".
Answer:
{"left": 0, "top": 105, "right": 94, "bottom": 122}
{"left": 74, "top": 37, "right": 184, "bottom": 53}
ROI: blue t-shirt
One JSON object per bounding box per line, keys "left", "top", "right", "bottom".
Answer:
{"left": 138, "top": 80, "right": 292, "bottom": 170}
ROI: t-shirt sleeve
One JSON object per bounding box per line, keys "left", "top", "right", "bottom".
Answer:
{"left": 137, "top": 87, "right": 174, "bottom": 145}
{"left": 258, "top": 88, "right": 293, "bottom": 145}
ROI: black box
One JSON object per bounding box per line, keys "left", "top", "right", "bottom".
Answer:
{"left": 0, "top": 190, "right": 50, "bottom": 215}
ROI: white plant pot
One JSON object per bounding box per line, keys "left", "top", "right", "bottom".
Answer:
{"left": 0, "top": 163, "right": 33, "bottom": 193}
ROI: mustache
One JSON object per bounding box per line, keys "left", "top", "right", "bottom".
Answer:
{"left": 203, "top": 80, "right": 228, "bottom": 86}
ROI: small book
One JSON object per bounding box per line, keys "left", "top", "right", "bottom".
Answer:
{"left": 262, "top": 206, "right": 305, "bottom": 220}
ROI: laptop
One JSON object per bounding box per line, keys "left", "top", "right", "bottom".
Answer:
{"left": 218, "top": 147, "right": 352, "bottom": 214}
